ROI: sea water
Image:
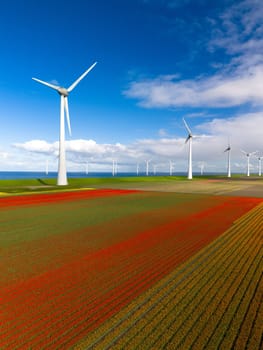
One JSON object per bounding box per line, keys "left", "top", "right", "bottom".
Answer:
{"left": 0, "top": 171, "right": 194, "bottom": 180}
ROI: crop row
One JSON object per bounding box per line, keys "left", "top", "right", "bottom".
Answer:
{"left": 74, "top": 202, "right": 263, "bottom": 350}
{"left": 0, "top": 191, "right": 226, "bottom": 287}
{"left": 0, "top": 188, "right": 139, "bottom": 208}
{"left": 1, "top": 195, "right": 250, "bottom": 349}
{"left": 1, "top": 219, "right": 220, "bottom": 349}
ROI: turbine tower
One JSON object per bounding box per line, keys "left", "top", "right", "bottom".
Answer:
{"left": 136, "top": 162, "right": 139, "bottom": 176}
{"left": 224, "top": 143, "right": 231, "bottom": 178}
{"left": 32, "top": 62, "right": 97, "bottom": 185}
{"left": 145, "top": 159, "right": 151, "bottom": 176}
{"left": 85, "top": 161, "right": 89, "bottom": 175}
{"left": 112, "top": 159, "right": 116, "bottom": 176}
{"left": 183, "top": 118, "right": 194, "bottom": 180}
{"left": 45, "top": 159, "right": 49, "bottom": 175}
{"left": 241, "top": 150, "right": 257, "bottom": 177}
{"left": 256, "top": 155, "right": 262, "bottom": 176}
{"left": 199, "top": 161, "right": 205, "bottom": 176}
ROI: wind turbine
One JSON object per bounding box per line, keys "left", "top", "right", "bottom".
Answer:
{"left": 145, "top": 159, "right": 151, "bottom": 176}
{"left": 32, "top": 62, "right": 97, "bottom": 185}
{"left": 45, "top": 159, "right": 49, "bottom": 175}
{"left": 198, "top": 161, "right": 205, "bottom": 176}
{"left": 169, "top": 160, "right": 174, "bottom": 176}
{"left": 112, "top": 159, "right": 116, "bottom": 176}
{"left": 85, "top": 161, "right": 89, "bottom": 175}
{"left": 255, "top": 155, "right": 262, "bottom": 176}
{"left": 241, "top": 150, "right": 257, "bottom": 176}
{"left": 136, "top": 162, "right": 139, "bottom": 176}
{"left": 224, "top": 143, "right": 231, "bottom": 178}
{"left": 183, "top": 118, "right": 195, "bottom": 179}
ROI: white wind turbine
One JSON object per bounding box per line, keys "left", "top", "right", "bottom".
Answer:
{"left": 183, "top": 118, "right": 195, "bottom": 180}
{"left": 224, "top": 142, "right": 231, "bottom": 178}
{"left": 241, "top": 150, "right": 257, "bottom": 176}
{"left": 45, "top": 159, "right": 49, "bottom": 175}
{"left": 145, "top": 159, "right": 151, "bottom": 176}
{"left": 136, "top": 162, "right": 139, "bottom": 176}
{"left": 112, "top": 159, "right": 116, "bottom": 176}
{"left": 255, "top": 155, "right": 262, "bottom": 176}
{"left": 32, "top": 62, "right": 97, "bottom": 185}
{"left": 198, "top": 161, "right": 205, "bottom": 176}
{"left": 169, "top": 160, "right": 174, "bottom": 176}
{"left": 85, "top": 161, "right": 89, "bottom": 175}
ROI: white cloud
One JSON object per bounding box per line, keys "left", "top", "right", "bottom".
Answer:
{"left": 124, "top": 65, "right": 263, "bottom": 108}
{"left": 13, "top": 140, "right": 57, "bottom": 154}
{"left": 124, "top": 1, "right": 263, "bottom": 109}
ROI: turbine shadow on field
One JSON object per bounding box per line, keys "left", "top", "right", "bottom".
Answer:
{"left": 37, "top": 178, "right": 48, "bottom": 186}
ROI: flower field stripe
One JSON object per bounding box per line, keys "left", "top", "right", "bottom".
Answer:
{"left": 0, "top": 188, "right": 140, "bottom": 208}
{"left": 233, "top": 277, "right": 263, "bottom": 349}
{"left": 98, "top": 215, "right": 260, "bottom": 350}
{"left": 74, "top": 202, "right": 263, "bottom": 350}
{"left": 1, "top": 193, "right": 261, "bottom": 349}
{"left": 178, "top": 240, "right": 261, "bottom": 350}
{"left": 81, "top": 208, "right": 254, "bottom": 350}
{"left": 43, "top": 237, "right": 224, "bottom": 350}
{"left": 1, "top": 215, "right": 229, "bottom": 348}
{"left": 215, "top": 257, "right": 262, "bottom": 349}
{"left": 73, "top": 202, "right": 262, "bottom": 349}
{"left": 1, "top": 192, "right": 229, "bottom": 286}
{"left": 1, "top": 197, "right": 262, "bottom": 348}
{"left": 245, "top": 290, "right": 263, "bottom": 350}
{"left": 124, "top": 219, "right": 259, "bottom": 350}
{"left": 151, "top": 212, "right": 262, "bottom": 350}
{"left": 1, "top": 195, "right": 250, "bottom": 301}
{"left": 1, "top": 237, "right": 214, "bottom": 348}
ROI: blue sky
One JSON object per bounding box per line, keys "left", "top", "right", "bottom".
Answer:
{"left": 1, "top": 0, "right": 263, "bottom": 173}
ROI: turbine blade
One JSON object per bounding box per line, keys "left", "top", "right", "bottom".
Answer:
{"left": 241, "top": 149, "right": 247, "bottom": 155}
{"left": 64, "top": 97, "right": 72, "bottom": 136}
{"left": 32, "top": 77, "right": 60, "bottom": 91}
{"left": 67, "top": 62, "right": 97, "bottom": 92}
{"left": 183, "top": 118, "right": 192, "bottom": 136}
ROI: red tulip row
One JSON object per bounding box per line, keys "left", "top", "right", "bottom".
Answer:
{"left": 0, "top": 188, "right": 139, "bottom": 208}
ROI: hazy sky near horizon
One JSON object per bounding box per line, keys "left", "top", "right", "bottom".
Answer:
{"left": 1, "top": 0, "right": 263, "bottom": 173}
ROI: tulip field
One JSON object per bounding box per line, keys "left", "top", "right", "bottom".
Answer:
{"left": 0, "top": 187, "right": 262, "bottom": 349}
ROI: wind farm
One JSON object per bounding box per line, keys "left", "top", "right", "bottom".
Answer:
{"left": 1, "top": 1, "right": 263, "bottom": 350}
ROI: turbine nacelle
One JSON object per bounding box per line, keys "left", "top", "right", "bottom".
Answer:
{"left": 241, "top": 150, "right": 257, "bottom": 157}
{"left": 185, "top": 134, "right": 192, "bottom": 143}
{"left": 58, "top": 87, "right": 69, "bottom": 97}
